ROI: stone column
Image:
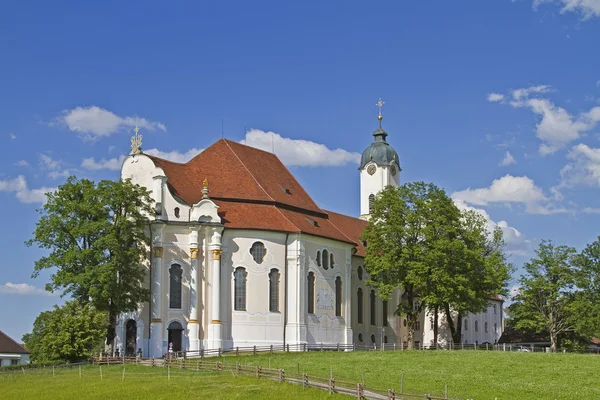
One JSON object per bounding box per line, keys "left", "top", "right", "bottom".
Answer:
{"left": 208, "top": 229, "right": 223, "bottom": 349}
{"left": 150, "top": 243, "right": 164, "bottom": 358}
{"left": 188, "top": 227, "right": 200, "bottom": 352}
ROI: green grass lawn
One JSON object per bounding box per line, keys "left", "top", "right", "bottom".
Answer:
{"left": 0, "top": 364, "right": 339, "bottom": 400}
{"left": 1, "top": 351, "right": 598, "bottom": 399}
{"left": 216, "top": 350, "right": 600, "bottom": 400}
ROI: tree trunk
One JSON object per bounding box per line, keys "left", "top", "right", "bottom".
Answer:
{"left": 550, "top": 331, "right": 558, "bottom": 353}
{"left": 433, "top": 305, "right": 439, "bottom": 348}
{"left": 105, "top": 311, "right": 117, "bottom": 356}
{"left": 406, "top": 321, "right": 414, "bottom": 350}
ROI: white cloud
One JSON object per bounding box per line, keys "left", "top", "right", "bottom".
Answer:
{"left": 241, "top": 129, "right": 361, "bottom": 167}
{"left": 57, "top": 106, "right": 166, "bottom": 139}
{"left": 490, "top": 85, "right": 600, "bottom": 154}
{"left": 452, "top": 174, "right": 567, "bottom": 215}
{"left": 9, "top": 132, "right": 16, "bottom": 140}
{"left": 597, "top": 80, "right": 600, "bottom": 88}
{"left": 0, "top": 175, "right": 55, "bottom": 204}
{"left": 81, "top": 155, "right": 126, "bottom": 171}
{"left": 15, "top": 160, "right": 29, "bottom": 167}
{"left": 0, "top": 282, "right": 56, "bottom": 296}
{"left": 511, "top": 85, "right": 551, "bottom": 101}
{"left": 557, "top": 143, "right": 600, "bottom": 188}
{"left": 533, "top": 0, "right": 600, "bottom": 19}
{"left": 453, "top": 199, "right": 533, "bottom": 256}
{"left": 499, "top": 151, "right": 516, "bottom": 166}
{"left": 39, "top": 154, "right": 71, "bottom": 179}
{"left": 487, "top": 93, "right": 505, "bottom": 102}
{"left": 583, "top": 207, "right": 600, "bottom": 214}
{"left": 145, "top": 148, "right": 203, "bottom": 163}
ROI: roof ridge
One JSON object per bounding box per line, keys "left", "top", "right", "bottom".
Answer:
{"left": 222, "top": 139, "right": 276, "bottom": 203}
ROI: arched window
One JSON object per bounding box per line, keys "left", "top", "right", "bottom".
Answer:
{"left": 307, "top": 272, "right": 315, "bottom": 314}
{"left": 382, "top": 300, "right": 388, "bottom": 327}
{"left": 357, "top": 288, "right": 363, "bottom": 323}
{"left": 485, "top": 322, "right": 488, "bottom": 333}
{"left": 475, "top": 320, "right": 479, "bottom": 332}
{"left": 269, "top": 269, "right": 280, "bottom": 312}
{"left": 169, "top": 264, "right": 182, "bottom": 309}
{"left": 316, "top": 251, "right": 321, "bottom": 266}
{"left": 494, "top": 323, "right": 497, "bottom": 334}
{"left": 384, "top": 335, "right": 388, "bottom": 344}
{"left": 250, "top": 242, "right": 267, "bottom": 264}
{"left": 464, "top": 319, "right": 468, "bottom": 331}
{"left": 371, "top": 334, "right": 376, "bottom": 344}
{"left": 370, "top": 290, "right": 376, "bottom": 326}
{"left": 322, "top": 249, "right": 329, "bottom": 270}
{"left": 335, "top": 277, "right": 342, "bottom": 317}
{"left": 234, "top": 267, "right": 247, "bottom": 311}
{"left": 358, "top": 333, "right": 363, "bottom": 342}
{"left": 368, "top": 194, "right": 375, "bottom": 213}
{"left": 330, "top": 253, "right": 335, "bottom": 269}
{"left": 174, "top": 207, "right": 180, "bottom": 218}
{"left": 357, "top": 266, "right": 363, "bottom": 280}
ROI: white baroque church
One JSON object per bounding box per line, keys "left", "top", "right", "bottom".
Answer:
{"left": 116, "top": 114, "right": 504, "bottom": 358}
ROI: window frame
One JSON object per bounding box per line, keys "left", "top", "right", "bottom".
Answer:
{"left": 307, "top": 272, "right": 315, "bottom": 314}
{"left": 250, "top": 242, "right": 267, "bottom": 264}
{"left": 370, "top": 290, "right": 376, "bottom": 326}
{"left": 269, "top": 268, "right": 280, "bottom": 312}
{"left": 234, "top": 267, "right": 247, "bottom": 311}
{"left": 357, "top": 288, "right": 363, "bottom": 324}
{"left": 169, "top": 264, "right": 183, "bottom": 309}
{"left": 335, "top": 276, "right": 342, "bottom": 317}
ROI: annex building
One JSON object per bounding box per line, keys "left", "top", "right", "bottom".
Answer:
{"left": 117, "top": 113, "right": 503, "bottom": 358}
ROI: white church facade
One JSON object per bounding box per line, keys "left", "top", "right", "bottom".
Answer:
{"left": 116, "top": 114, "right": 503, "bottom": 358}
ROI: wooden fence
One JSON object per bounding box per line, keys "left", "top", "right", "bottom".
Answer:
{"left": 91, "top": 356, "right": 457, "bottom": 400}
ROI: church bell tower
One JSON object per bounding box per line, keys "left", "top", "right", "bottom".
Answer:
{"left": 359, "top": 98, "right": 401, "bottom": 219}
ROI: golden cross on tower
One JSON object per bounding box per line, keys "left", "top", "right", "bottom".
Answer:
{"left": 130, "top": 125, "right": 143, "bottom": 154}
{"left": 376, "top": 98, "right": 385, "bottom": 121}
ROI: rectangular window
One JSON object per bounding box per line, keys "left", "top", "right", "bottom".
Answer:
{"left": 269, "top": 269, "right": 280, "bottom": 312}
{"left": 413, "top": 321, "right": 421, "bottom": 331}
{"left": 11, "top": 359, "right": 18, "bottom": 366}
{"left": 307, "top": 272, "right": 315, "bottom": 314}
{"left": 357, "top": 289, "right": 363, "bottom": 323}
{"left": 382, "top": 300, "right": 388, "bottom": 326}
{"left": 370, "top": 290, "right": 376, "bottom": 326}
{"left": 234, "top": 267, "right": 247, "bottom": 311}
{"left": 335, "top": 277, "right": 342, "bottom": 317}
{"left": 464, "top": 319, "right": 468, "bottom": 331}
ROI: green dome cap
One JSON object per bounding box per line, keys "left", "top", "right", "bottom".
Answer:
{"left": 360, "top": 123, "right": 400, "bottom": 170}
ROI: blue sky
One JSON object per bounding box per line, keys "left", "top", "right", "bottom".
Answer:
{"left": 1, "top": 0, "right": 600, "bottom": 342}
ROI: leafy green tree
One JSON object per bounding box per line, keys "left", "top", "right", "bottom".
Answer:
{"left": 361, "top": 182, "right": 511, "bottom": 348}
{"left": 27, "top": 176, "right": 153, "bottom": 354}
{"left": 571, "top": 236, "right": 600, "bottom": 341}
{"left": 23, "top": 301, "right": 107, "bottom": 362}
{"left": 510, "top": 240, "right": 577, "bottom": 352}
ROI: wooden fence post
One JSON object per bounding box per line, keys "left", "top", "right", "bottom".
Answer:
{"left": 286, "top": 344, "right": 289, "bottom": 352}
{"left": 256, "top": 366, "right": 261, "bottom": 378}
{"left": 357, "top": 383, "right": 364, "bottom": 399}
{"left": 236, "top": 346, "right": 239, "bottom": 356}
{"left": 388, "top": 389, "right": 396, "bottom": 400}
{"left": 270, "top": 344, "right": 273, "bottom": 354}
{"left": 236, "top": 363, "right": 240, "bottom": 375}
{"left": 201, "top": 349, "right": 204, "bottom": 360}
{"left": 303, "top": 373, "right": 308, "bottom": 389}
{"left": 253, "top": 345, "right": 257, "bottom": 356}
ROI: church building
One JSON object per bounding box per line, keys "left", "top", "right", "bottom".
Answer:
{"left": 117, "top": 108, "right": 503, "bottom": 358}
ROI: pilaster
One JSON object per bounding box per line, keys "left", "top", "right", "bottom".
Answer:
{"left": 208, "top": 228, "right": 223, "bottom": 349}
{"left": 150, "top": 223, "right": 165, "bottom": 358}
{"left": 188, "top": 227, "right": 200, "bottom": 352}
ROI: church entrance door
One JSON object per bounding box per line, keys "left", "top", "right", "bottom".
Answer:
{"left": 125, "top": 320, "right": 137, "bottom": 356}
{"left": 167, "top": 321, "right": 183, "bottom": 352}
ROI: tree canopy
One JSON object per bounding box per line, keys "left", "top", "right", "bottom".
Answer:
{"left": 360, "top": 182, "right": 511, "bottom": 347}
{"left": 22, "top": 301, "right": 107, "bottom": 363}
{"left": 27, "top": 176, "right": 154, "bottom": 353}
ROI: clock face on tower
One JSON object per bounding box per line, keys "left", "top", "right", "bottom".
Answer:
{"left": 367, "top": 164, "right": 376, "bottom": 175}
{"left": 390, "top": 165, "right": 397, "bottom": 176}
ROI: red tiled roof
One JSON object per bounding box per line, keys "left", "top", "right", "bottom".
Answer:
{"left": 326, "top": 210, "right": 368, "bottom": 257}
{"left": 0, "top": 330, "right": 29, "bottom": 354}
{"left": 489, "top": 295, "right": 504, "bottom": 302}
{"left": 147, "top": 139, "right": 362, "bottom": 247}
